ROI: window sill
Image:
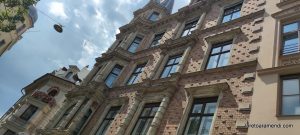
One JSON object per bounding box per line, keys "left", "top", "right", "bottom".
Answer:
{"left": 276, "top": 114, "right": 300, "bottom": 118}
{"left": 277, "top": 0, "right": 299, "bottom": 8}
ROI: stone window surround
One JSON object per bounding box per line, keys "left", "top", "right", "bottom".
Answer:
{"left": 147, "top": 30, "right": 167, "bottom": 48}
{"left": 201, "top": 27, "right": 240, "bottom": 71}
{"left": 121, "top": 32, "right": 146, "bottom": 52}
{"left": 75, "top": 103, "right": 96, "bottom": 135}
{"left": 216, "top": 0, "right": 245, "bottom": 25}
{"left": 89, "top": 97, "right": 127, "bottom": 135}
{"left": 148, "top": 11, "right": 161, "bottom": 21}
{"left": 124, "top": 91, "right": 172, "bottom": 135}
{"left": 176, "top": 83, "right": 228, "bottom": 135}
{"left": 151, "top": 44, "right": 193, "bottom": 80}
{"left": 122, "top": 59, "right": 149, "bottom": 86}
{"left": 174, "top": 13, "right": 206, "bottom": 39}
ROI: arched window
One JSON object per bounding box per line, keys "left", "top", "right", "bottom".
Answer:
{"left": 65, "top": 72, "right": 73, "bottom": 79}
{"left": 47, "top": 87, "right": 59, "bottom": 97}
{"left": 54, "top": 104, "right": 76, "bottom": 128}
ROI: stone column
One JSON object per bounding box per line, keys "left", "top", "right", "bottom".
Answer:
{"left": 67, "top": 99, "right": 93, "bottom": 132}
{"left": 147, "top": 96, "right": 171, "bottom": 135}
{"left": 116, "top": 96, "right": 142, "bottom": 135}
{"left": 177, "top": 46, "right": 192, "bottom": 73}
{"left": 57, "top": 99, "right": 84, "bottom": 129}
{"left": 94, "top": 61, "right": 114, "bottom": 82}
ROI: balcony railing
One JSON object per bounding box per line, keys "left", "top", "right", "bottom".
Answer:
{"left": 32, "top": 91, "right": 56, "bottom": 107}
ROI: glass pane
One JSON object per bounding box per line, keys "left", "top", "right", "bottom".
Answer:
{"left": 169, "top": 65, "right": 178, "bottom": 75}
{"left": 150, "top": 107, "right": 159, "bottom": 116}
{"left": 283, "top": 23, "right": 298, "bottom": 33}
{"left": 222, "top": 15, "right": 231, "bottom": 23}
{"left": 131, "top": 119, "right": 146, "bottom": 135}
{"left": 204, "top": 103, "right": 217, "bottom": 114}
{"left": 96, "top": 120, "right": 111, "bottom": 135}
{"left": 149, "top": 13, "right": 159, "bottom": 21}
{"left": 112, "top": 67, "right": 122, "bottom": 75}
{"left": 283, "top": 79, "right": 300, "bottom": 95}
{"left": 161, "top": 66, "right": 172, "bottom": 78}
{"left": 282, "top": 95, "right": 300, "bottom": 115}
{"left": 192, "top": 104, "right": 203, "bottom": 114}
{"left": 206, "top": 55, "right": 219, "bottom": 69}
{"left": 231, "top": 11, "right": 240, "bottom": 20}
{"left": 222, "top": 44, "right": 232, "bottom": 52}
{"left": 211, "top": 47, "right": 221, "bottom": 54}
{"left": 167, "top": 58, "right": 176, "bottom": 65}
{"left": 141, "top": 108, "right": 152, "bottom": 117}
{"left": 105, "top": 75, "right": 117, "bottom": 88}
{"left": 182, "top": 30, "right": 189, "bottom": 37}
{"left": 174, "top": 57, "right": 182, "bottom": 64}
{"left": 127, "top": 75, "right": 137, "bottom": 85}
{"left": 197, "top": 116, "right": 213, "bottom": 135}
{"left": 218, "top": 52, "right": 230, "bottom": 67}
{"left": 184, "top": 117, "right": 201, "bottom": 135}
{"left": 141, "top": 119, "right": 153, "bottom": 134}
{"left": 284, "top": 37, "right": 299, "bottom": 46}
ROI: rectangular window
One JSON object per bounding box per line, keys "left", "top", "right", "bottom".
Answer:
{"left": 105, "top": 65, "right": 123, "bottom": 88}
{"left": 150, "top": 32, "right": 165, "bottom": 47}
{"left": 128, "top": 37, "right": 143, "bottom": 53}
{"left": 95, "top": 106, "right": 121, "bottom": 135}
{"left": 206, "top": 41, "right": 232, "bottom": 69}
{"left": 184, "top": 97, "right": 218, "bottom": 135}
{"left": 282, "top": 22, "right": 300, "bottom": 55}
{"left": 221, "top": 2, "right": 242, "bottom": 23}
{"left": 160, "top": 54, "right": 182, "bottom": 78}
{"left": 73, "top": 109, "right": 92, "bottom": 135}
{"left": 131, "top": 103, "right": 160, "bottom": 135}
{"left": 20, "top": 105, "right": 38, "bottom": 121}
{"left": 181, "top": 20, "right": 198, "bottom": 37}
{"left": 281, "top": 75, "right": 300, "bottom": 116}
{"left": 127, "top": 64, "right": 146, "bottom": 85}
{"left": 149, "top": 12, "right": 160, "bottom": 21}
{"left": 4, "top": 130, "right": 16, "bottom": 135}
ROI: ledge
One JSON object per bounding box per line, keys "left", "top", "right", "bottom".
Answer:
{"left": 277, "top": 0, "right": 299, "bottom": 8}
{"left": 257, "top": 64, "right": 300, "bottom": 75}
{"left": 272, "top": 3, "right": 300, "bottom": 19}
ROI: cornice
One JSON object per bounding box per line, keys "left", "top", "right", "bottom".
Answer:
{"left": 133, "top": 1, "right": 171, "bottom": 17}
{"left": 276, "top": 0, "right": 299, "bottom": 8}
{"left": 272, "top": 3, "right": 300, "bottom": 19}
{"left": 257, "top": 64, "right": 300, "bottom": 75}
{"left": 96, "top": 47, "right": 133, "bottom": 63}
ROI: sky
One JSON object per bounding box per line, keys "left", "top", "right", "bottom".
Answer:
{"left": 0, "top": 0, "right": 190, "bottom": 116}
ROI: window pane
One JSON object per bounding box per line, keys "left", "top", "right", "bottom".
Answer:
{"left": 218, "top": 52, "right": 230, "bottom": 67}
{"left": 204, "top": 103, "right": 217, "bottom": 114}
{"left": 96, "top": 120, "right": 111, "bottom": 135}
{"left": 184, "top": 117, "right": 201, "bottom": 135}
{"left": 128, "top": 43, "right": 139, "bottom": 53}
{"left": 161, "top": 66, "right": 172, "bottom": 78}
{"left": 132, "top": 119, "right": 147, "bottom": 135}
{"left": 206, "top": 55, "right": 219, "bottom": 69}
{"left": 150, "top": 107, "right": 159, "bottom": 116}
{"left": 149, "top": 12, "right": 159, "bottom": 21}
{"left": 283, "top": 23, "right": 298, "bottom": 33}
{"left": 283, "top": 36, "right": 299, "bottom": 55}
{"left": 112, "top": 67, "right": 122, "bottom": 75}
{"left": 105, "top": 74, "right": 117, "bottom": 88}
{"left": 222, "top": 15, "right": 231, "bottom": 23}
{"left": 141, "top": 119, "right": 153, "bottom": 134}
{"left": 127, "top": 75, "right": 137, "bottom": 85}
{"left": 167, "top": 58, "right": 176, "bottom": 65}
{"left": 231, "top": 11, "right": 240, "bottom": 20}
{"left": 282, "top": 95, "right": 300, "bottom": 115}
{"left": 283, "top": 79, "right": 300, "bottom": 95}
{"left": 211, "top": 47, "right": 221, "bottom": 54}
{"left": 222, "top": 44, "right": 232, "bottom": 52}
{"left": 197, "top": 116, "right": 213, "bottom": 135}
{"left": 20, "top": 105, "right": 38, "bottom": 121}
{"left": 174, "top": 57, "right": 182, "bottom": 64}
{"left": 141, "top": 108, "right": 152, "bottom": 117}
{"left": 182, "top": 30, "right": 189, "bottom": 37}
{"left": 192, "top": 104, "right": 203, "bottom": 114}
{"left": 169, "top": 65, "right": 178, "bottom": 75}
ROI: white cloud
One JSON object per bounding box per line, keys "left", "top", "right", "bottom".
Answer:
{"left": 48, "top": 2, "right": 68, "bottom": 20}
{"left": 75, "top": 23, "right": 80, "bottom": 29}
{"left": 77, "top": 40, "right": 101, "bottom": 67}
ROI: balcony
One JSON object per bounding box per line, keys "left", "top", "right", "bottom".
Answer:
{"left": 32, "top": 91, "right": 56, "bottom": 107}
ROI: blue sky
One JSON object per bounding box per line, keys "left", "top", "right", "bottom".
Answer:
{"left": 0, "top": 0, "right": 190, "bottom": 116}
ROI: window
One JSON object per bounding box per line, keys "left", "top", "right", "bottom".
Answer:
{"left": 127, "top": 64, "right": 146, "bottom": 85}
{"left": 281, "top": 75, "right": 300, "bottom": 116}
{"left": 95, "top": 106, "right": 121, "bottom": 135}
{"left": 105, "top": 65, "right": 123, "bottom": 88}
{"left": 206, "top": 41, "right": 232, "bottom": 69}
{"left": 160, "top": 54, "right": 182, "bottom": 78}
{"left": 65, "top": 72, "right": 73, "bottom": 79}
{"left": 181, "top": 20, "right": 199, "bottom": 37}
{"left": 20, "top": 105, "right": 38, "bottom": 121}
{"left": 54, "top": 104, "right": 76, "bottom": 128}
{"left": 73, "top": 109, "right": 92, "bottom": 135}
{"left": 128, "top": 37, "right": 143, "bottom": 53}
{"left": 4, "top": 130, "right": 16, "bottom": 135}
{"left": 150, "top": 32, "right": 165, "bottom": 47}
{"left": 184, "top": 97, "right": 218, "bottom": 135}
{"left": 221, "top": 2, "right": 242, "bottom": 23}
{"left": 131, "top": 103, "right": 160, "bottom": 135}
{"left": 282, "top": 22, "right": 300, "bottom": 55}
{"left": 149, "top": 12, "right": 160, "bottom": 21}
{"left": 48, "top": 90, "right": 58, "bottom": 97}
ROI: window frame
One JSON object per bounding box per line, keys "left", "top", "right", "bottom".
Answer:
{"left": 150, "top": 32, "right": 165, "bottom": 47}
{"left": 131, "top": 103, "right": 160, "bottom": 135}
{"left": 104, "top": 64, "right": 123, "bottom": 88}
{"left": 148, "top": 12, "right": 160, "bottom": 21}
{"left": 183, "top": 97, "right": 218, "bottom": 135}
{"left": 95, "top": 106, "right": 121, "bottom": 135}
{"left": 127, "top": 63, "right": 146, "bottom": 85}
{"left": 205, "top": 40, "right": 233, "bottom": 70}
{"left": 279, "top": 74, "right": 300, "bottom": 116}
{"left": 19, "top": 104, "right": 38, "bottom": 121}
{"left": 281, "top": 21, "right": 300, "bottom": 55}
{"left": 181, "top": 19, "right": 199, "bottom": 37}
{"left": 160, "top": 54, "right": 183, "bottom": 78}
{"left": 127, "top": 37, "right": 143, "bottom": 53}
{"left": 221, "top": 2, "right": 243, "bottom": 23}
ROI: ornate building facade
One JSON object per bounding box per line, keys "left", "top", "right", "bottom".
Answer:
{"left": 1, "top": 0, "right": 300, "bottom": 135}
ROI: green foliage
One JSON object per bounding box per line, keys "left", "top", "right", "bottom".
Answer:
{"left": 0, "top": 0, "right": 39, "bottom": 32}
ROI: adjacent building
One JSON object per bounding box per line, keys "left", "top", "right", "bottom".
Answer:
{"left": 0, "top": 65, "right": 89, "bottom": 135}
{"left": 1, "top": 0, "right": 300, "bottom": 135}
{"left": 0, "top": 5, "right": 38, "bottom": 57}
